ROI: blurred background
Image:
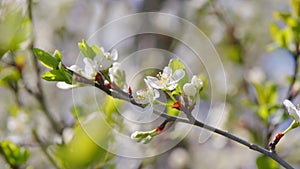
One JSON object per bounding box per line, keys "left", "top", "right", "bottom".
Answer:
{"left": 1, "top": 0, "right": 300, "bottom": 169}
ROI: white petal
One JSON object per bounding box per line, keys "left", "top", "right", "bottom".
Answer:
{"left": 83, "top": 58, "right": 96, "bottom": 76}
{"left": 166, "top": 83, "right": 178, "bottom": 90}
{"left": 162, "top": 67, "right": 172, "bottom": 78}
{"left": 146, "top": 76, "right": 163, "bottom": 89}
{"left": 172, "top": 69, "right": 185, "bottom": 82}
{"left": 100, "top": 59, "right": 112, "bottom": 70}
{"left": 110, "top": 49, "right": 118, "bottom": 60}
{"left": 56, "top": 82, "right": 78, "bottom": 89}
{"left": 152, "top": 89, "right": 160, "bottom": 100}
{"left": 183, "top": 83, "right": 197, "bottom": 96}
{"left": 68, "top": 65, "right": 82, "bottom": 73}
{"left": 283, "top": 99, "right": 300, "bottom": 121}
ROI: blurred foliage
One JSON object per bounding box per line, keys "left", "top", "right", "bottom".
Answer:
{"left": 1, "top": 0, "right": 300, "bottom": 168}
{"left": 256, "top": 155, "right": 279, "bottom": 169}
{"left": 0, "top": 140, "right": 30, "bottom": 167}
{"left": 0, "top": 2, "right": 31, "bottom": 58}
{"left": 246, "top": 82, "right": 279, "bottom": 124}
{"left": 51, "top": 114, "right": 113, "bottom": 169}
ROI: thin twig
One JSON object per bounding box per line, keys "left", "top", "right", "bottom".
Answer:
{"left": 287, "top": 42, "right": 300, "bottom": 101}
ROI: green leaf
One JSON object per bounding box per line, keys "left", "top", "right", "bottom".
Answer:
{"left": 58, "top": 62, "right": 73, "bottom": 84}
{"left": 256, "top": 155, "right": 279, "bottom": 169}
{"left": 168, "top": 58, "right": 189, "bottom": 91}
{"left": 42, "top": 70, "right": 68, "bottom": 82}
{"left": 0, "top": 140, "right": 30, "bottom": 166}
{"left": 33, "top": 48, "right": 60, "bottom": 69}
{"left": 53, "top": 50, "right": 62, "bottom": 61}
{"left": 78, "top": 40, "right": 100, "bottom": 59}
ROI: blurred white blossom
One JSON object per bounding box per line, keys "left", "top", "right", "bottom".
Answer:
{"left": 7, "top": 112, "right": 31, "bottom": 143}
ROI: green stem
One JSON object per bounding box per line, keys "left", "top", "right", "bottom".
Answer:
{"left": 154, "top": 100, "right": 167, "bottom": 106}
{"left": 166, "top": 91, "right": 176, "bottom": 102}
{"left": 283, "top": 120, "right": 299, "bottom": 135}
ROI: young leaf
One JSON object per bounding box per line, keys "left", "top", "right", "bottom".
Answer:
{"left": 53, "top": 50, "right": 62, "bottom": 61}
{"left": 42, "top": 70, "right": 68, "bottom": 82}
{"left": 78, "top": 40, "right": 100, "bottom": 59}
{"left": 33, "top": 48, "right": 60, "bottom": 69}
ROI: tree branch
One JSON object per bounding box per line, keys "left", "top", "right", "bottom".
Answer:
{"left": 71, "top": 72, "right": 294, "bottom": 169}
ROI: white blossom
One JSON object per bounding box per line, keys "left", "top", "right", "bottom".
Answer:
{"left": 134, "top": 79, "right": 160, "bottom": 104}
{"left": 146, "top": 67, "right": 185, "bottom": 90}
{"left": 109, "top": 62, "right": 126, "bottom": 89}
{"left": 96, "top": 48, "right": 118, "bottom": 70}
{"left": 283, "top": 99, "right": 300, "bottom": 122}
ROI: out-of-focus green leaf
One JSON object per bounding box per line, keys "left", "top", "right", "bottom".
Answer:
{"left": 0, "top": 140, "right": 30, "bottom": 166}
{"left": 71, "top": 105, "right": 85, "bottom": 122}
{"left": 292, "top": 0, "right": 300, "bottom": 18}
{"left": 0, "top": 3, "right": 31, "bottom": 58}
{"left": 0, "top": 66, "right": 21, "bottom": 86}
{"left": 100, "top": 96, "right": 124, "bottom": 128}
{"left": 269, "top": 23, "right": 282, "bottom": 46}
{"left": 33, "top": 48, "right": 60, "bottom": 69}
{"left": 78, "top": 40, "right": 100, "bottom": 59}
{"left": 168, "top": 58, "right": 189, "bottom": 92}
{"left": 258, "top": 105, "right": 269, "bottom": 124}
{"left": 273, "top": 12, "right": 291, "bottom": 23}
{"left": 256, "top": 155, "right": 279, "bottom": 169}
{"left": 51, "top": 113, "right": 113, "bottom": 169}
{"left": 251, "top": 82, "right": 278, "bottom": 124}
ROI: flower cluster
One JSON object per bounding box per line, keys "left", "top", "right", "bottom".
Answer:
{"left": 34, "top": 42, "right": 205, "bottom": 144}
{"left": 56, "top": 44, "right": 124, "bottom": 89}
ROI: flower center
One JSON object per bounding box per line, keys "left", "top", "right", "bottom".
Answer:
{"left": 157, "top": 72, "right": 169, "bottom": 84}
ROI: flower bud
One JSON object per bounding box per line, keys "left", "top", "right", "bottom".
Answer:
{"left": 183, "top": 83, "right": 197, "bottom": 96}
